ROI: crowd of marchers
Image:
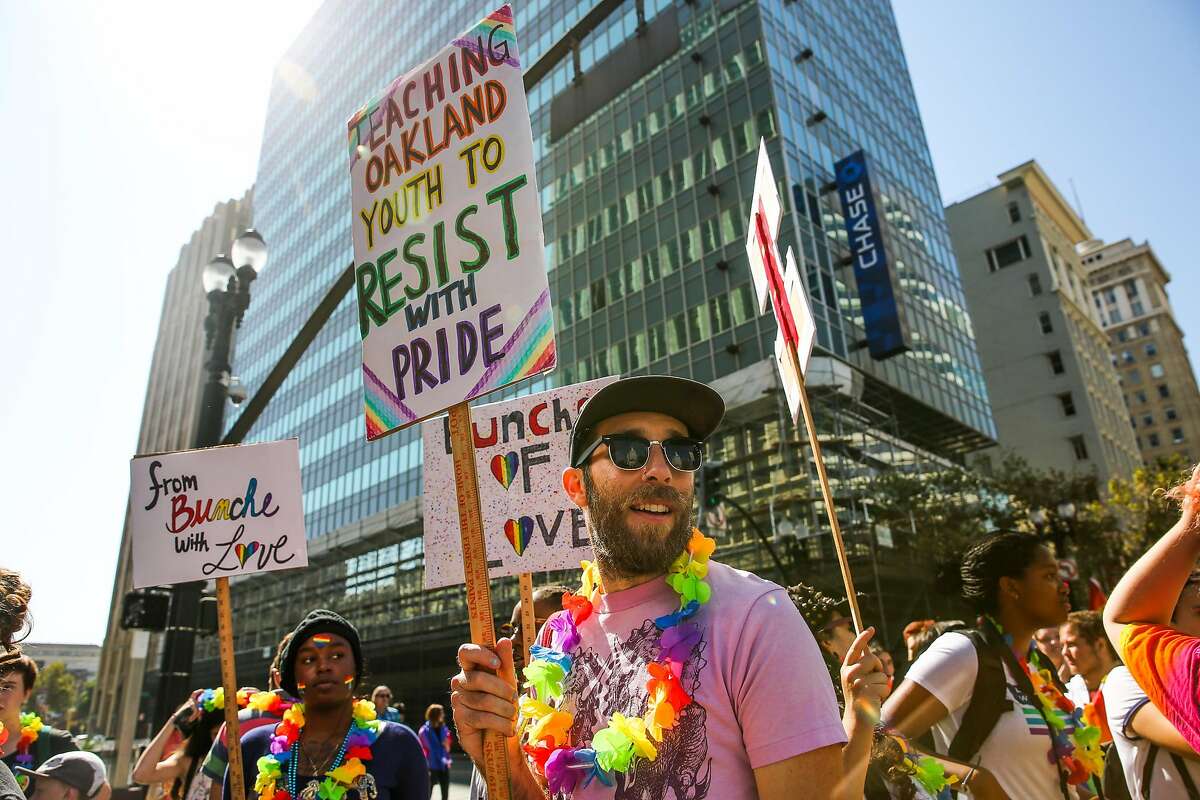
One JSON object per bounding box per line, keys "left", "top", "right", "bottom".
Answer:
{"left": 6, "top": 376, "right": 1200, "bottom": 799}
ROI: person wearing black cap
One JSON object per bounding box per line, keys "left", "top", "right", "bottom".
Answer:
{"left": 451, "top": 376, "right": 876, "bottom": 799}
{"left": 227, "top": 609, "right": 428, "bottom": 800}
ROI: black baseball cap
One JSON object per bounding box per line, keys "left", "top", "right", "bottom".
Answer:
{"left": 569, "top": 375, "right": 725, "bottom": 467}
{"left": 16, "top": 752, "right": 108, "bottom": 799}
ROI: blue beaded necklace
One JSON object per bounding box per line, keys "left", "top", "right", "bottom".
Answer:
{"left": 287, "top": 724, "right": 353, "bottom": 800}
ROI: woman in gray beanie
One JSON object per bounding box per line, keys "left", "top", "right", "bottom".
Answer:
{"left": 227, "top": 609, "right": 428, "bottom": 800}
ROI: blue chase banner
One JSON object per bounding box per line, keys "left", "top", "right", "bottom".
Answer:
{"left": 834, "top": 150, "right": 910, "bottom": 360}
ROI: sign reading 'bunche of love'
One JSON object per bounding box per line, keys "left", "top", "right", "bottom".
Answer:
{"left": 347, "top": 4, "right": 555, "bottom": 441}
{"left": 421, "top": 378, "right": 616, "bottom": 588}
{"left": 128, "top": 440, "right": 308, "bottom": 589}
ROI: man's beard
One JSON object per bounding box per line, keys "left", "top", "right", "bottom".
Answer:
{"left": 582, "top": 469, "right": 695, "bottom": 580}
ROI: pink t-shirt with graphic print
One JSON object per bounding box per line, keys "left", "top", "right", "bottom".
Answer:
{"left": 533, "top": 560, "right": 846, "bottom": 800}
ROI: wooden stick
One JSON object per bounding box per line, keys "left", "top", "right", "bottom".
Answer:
{"left": 786, "top": 345, "right": 865, "bottom": 633}
{"left": 215, "top": 577, "right": 245, "bottom": 800}
{"left": 447, "top": 402, "right": 512, "bottom": 800}
{"left": 518, "top": 573, "right": 536, "bottom": 666}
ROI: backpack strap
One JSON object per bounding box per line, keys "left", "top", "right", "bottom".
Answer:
{"left": 34, "top": 729, "right": 52, "bottom": 767}
{"left": 947, "top": 629, "right": 1012, "bottom": 763}
{"left": 1168, "top": 751, "right": 1199, "bottom": 798}
{"left": 1142, "top": 744, "right": 1158, "bottom": 800}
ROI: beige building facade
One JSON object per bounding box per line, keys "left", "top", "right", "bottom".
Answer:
{"left": 90, "top": 190, "right": 252, "bottom": 781}
{"left": 1082, "top": 238, "right": 1200, "bottom": 464}
{"left": 946, "top": 161, "right": 1141, "bottom": 484}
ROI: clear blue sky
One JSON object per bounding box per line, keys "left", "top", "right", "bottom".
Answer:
{"left": 894, "top": 0, "right": 1200, "bottom": 378}
{"left": 0, "top": 1, "right": 1196, "bottom": 644}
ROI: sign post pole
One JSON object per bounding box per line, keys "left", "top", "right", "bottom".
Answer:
{"left": 787, "top": 349, "right": 864, "bottom": 633}
{"left": 215, "top": 577, "right": 245, "bottom": 800}
{"left": 518, "top": 573, "right": 536, "bottom": 666}
{"left": 447, "top": 401, "right": 512, "bottom": 800}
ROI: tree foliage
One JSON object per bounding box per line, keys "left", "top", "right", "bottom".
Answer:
{"left": 867, "top": 454, "right": 1190, "bottom": 599}
{"left": 36, "top": 662, "right": 77, "bottom": 726}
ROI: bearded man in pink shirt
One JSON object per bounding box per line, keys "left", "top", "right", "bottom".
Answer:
{"left": 450, "top": 375, "right": 884, "bottom": 799}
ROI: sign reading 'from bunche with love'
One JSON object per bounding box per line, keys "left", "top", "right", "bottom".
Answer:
{"left": 128, "top": 440, "right": 308, "bottom": 589}
{"left": 347, "top": 5, "right": 555, "bottom": 441}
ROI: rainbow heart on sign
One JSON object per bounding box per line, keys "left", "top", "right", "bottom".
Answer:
{"left": 504, "top": 517, "right": 535, "bottom": 556}
{"left": 490, "top": 452, "right": 519, "bottom": 490}
{"left": 234, "top": 542, "right": 260, "bottom": 567}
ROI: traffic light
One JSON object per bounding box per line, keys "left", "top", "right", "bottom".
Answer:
{"left": 701, "top": 460, "right": 725, "bottom": 509}
{"left": 121, "top": 589, "right": 170, "bottom": 632}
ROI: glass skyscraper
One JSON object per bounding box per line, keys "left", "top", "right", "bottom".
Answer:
{"left": 199, "top": 0, "right": 996, "bottom": 695}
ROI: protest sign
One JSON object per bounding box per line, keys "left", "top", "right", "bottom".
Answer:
{"left": 422, "top": 377, "right": 616, "bottom": 588}
{"left": 773, "top": 247, "right": 816, "bottom": 425}
{"left": 746, "top": 138, "right": 863, "bottom": 631}
{"left": 128, "top": 440, "right": 307, "bottom": 589}
{"left": 347, "top": 4, "right": 554, "bottom": 440}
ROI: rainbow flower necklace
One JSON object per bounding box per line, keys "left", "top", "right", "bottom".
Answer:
{"left": 985, "top": 616, "right": 1103, "bottom": 787}
{"left": 0, "top": 712, "right": 44, "bottom": 789}
{"left": 197, "top": 687, "right": 255, "bottom": 713}
{"left": 518, "top": 528, "right": 715, "bottom": 794}
{"left": 255, "top": 699, "right": 382, "bottom": 800}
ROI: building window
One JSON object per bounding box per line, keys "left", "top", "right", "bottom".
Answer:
{"left": 1130, "top": 416, "right": 1137, "bottom": 430}
{"left": 1028, "top": 274, "right": 1042, "bottom": 296}
{"left": 1039, "top": 312, "right": 1053, "bottom": 334}
{"left": 1124, "top": 279, "right": 1140, "bottom": 298}
{"left": 1110, "top": 308, "right": 1124, "bottom": 324}
{"left": 1135, "top": 390, "right": 1148, "bottom": 404}
{"left": 1047, "top": 351, "right": 1065, "bottom": 375}
{"left": 1166, "top": 407, "right": 1178, "bottom": 421}
{"left": 1131, "top": 300, "right": 1145, "bottom": 316}
{"left": 1127, "top": 368, "right": 1142, "bottom": 385}
{"left": 987, "top": 235, "right": 1031, "bottom": 271}
{"left": 1148, "top": 433, "right": 1161, "bottom": 448}
{"left": 1159, "top": 384, "right": 1171, "bottom": 399}
{"left": 1150, "top": 363, "right": 1165, "bottom": 379}
{"left": 1137, "top": 322, "right": 1152, "bottom": 337}
{"left": 1173, "top": 428, "right": 1186, "bottom": 444}
{"left": 1117, "top": 328, "right": 1129, "bottom": 342}
{"left": 1070, "top": 435, "right": 1089, "bottom": 461}
{"left": 1122, "top": 350, "right": 1135, "bottom": 364}
{"left": 1105, "top": 288, "right": 1118, "bottom": 304}
{"left": 1059, "top": 393, "right": 1077, "bottom": 416}
{"left": 1007, "top": 202, "right": 1021, "bottom": 223}
{"left": 1145, "top": 342, "right": 1158, "bottom": 357}
{"left": 1142, "top": 414, "right": 1154, "bottom": 427}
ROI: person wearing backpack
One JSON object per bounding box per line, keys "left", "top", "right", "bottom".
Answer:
{"left": 883, "top": 532, "right": 1104, "bottom": 799}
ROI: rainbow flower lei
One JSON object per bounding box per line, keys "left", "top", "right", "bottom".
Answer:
{"left": 873, "top": 728, "right": 958, "bottom": 799}
{"left": 1, "top": 712, "right": 45, "bottom": 789}
{"left": 255, "top": 698, "right": 382, "bottom": 800}
{"left": 987, "top": 617, "right": 1103, "bottom": 786}
{"left": 517, "top": 528, "right": 716, "bottom": 793}
{"left": 197, "top": 687, "right": 256, "bottom": 713}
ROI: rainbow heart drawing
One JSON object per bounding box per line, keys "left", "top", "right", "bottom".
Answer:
{"left": 503, "top": 516, "right": 535, "bottom": 556}
{"left": 490, "top": 452, "right": 519, "bottom": 490}
{"left": 234, "top": 542, "right": 260, "bottom": 567}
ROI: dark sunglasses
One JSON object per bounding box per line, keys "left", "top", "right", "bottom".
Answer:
{"left": 574, "top": 434, "right": 704, "bottom": 472}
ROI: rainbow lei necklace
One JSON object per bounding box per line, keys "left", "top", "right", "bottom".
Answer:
{"left": 0, "top": 712, "right": 44, "bottom": 788}
{"left": 986, "top": 617, "right": 1103, "bottom": 786}
{"left": 255, "top": 699, "right": 382, "bottom": 800}
{"left": 197, "top": 687, "right": 255, "bottom": 713}
{"left": 518, "top": 528, "right": 715, "bottom": 794}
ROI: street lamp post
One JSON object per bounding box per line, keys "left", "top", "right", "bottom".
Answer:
{"left": 151, "top": 229, "right": 268, "bottom": 728}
